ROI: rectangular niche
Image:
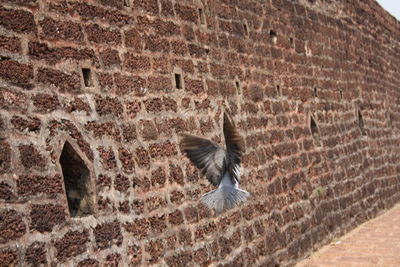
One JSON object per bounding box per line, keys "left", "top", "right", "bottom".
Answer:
{"left": 59, "top": 141, "right": 94, "bottom": 217}
{"left": 358, "top": 110, "right": 367, "bottom": 136}
{"left": 199, "top": 8, "right": 206, "bottom": 25}
{"left": 82, "top": 68, "right": 93, "bottom": 87}
{"left": 310, "top": 116, "right": 322, "bottom": 147}
{"left": 175, "top": 73, "right": 182, "bottom": 89}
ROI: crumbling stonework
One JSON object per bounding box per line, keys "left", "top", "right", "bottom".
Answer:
{"left": 0, "top": 0, "right": 399, "bottom": 266}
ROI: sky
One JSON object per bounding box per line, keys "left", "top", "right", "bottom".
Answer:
{"left": 376, "top": 0, "right": 400, "bottom": 21}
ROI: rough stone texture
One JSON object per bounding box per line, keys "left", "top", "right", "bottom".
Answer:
{"left": 36, "top": 67, "right": 81, "bottom": 94}
{"left": 54, "top": 230, "right": 89, "bottom": 260}
{"left": 0, "top": 59, "right": 33, "bottom": 88}
{"left": 0, "top": 7, "right": 36, "bottom": 34}
{"left": 0, "top": 141, "right": 11, "bottom": 174}
{"left": 94, "top": 220, "right": 122, "bottom": 250}
{"left": 30, "top": 204, "right": 66, "bottom": 233}
{"left": 0, "top": 209, "right": 26, "bottom": 244}
{"left": 25, "top": 242, "right": 47, "bottom": 266}
{"left": 18, "top": 144, "right": 46, "bottom": 170}
{"left": 0, "top": 35, "right": 20, "bottom": 52}
{"left": 39, "top": 17, "right": 84, "bottom": 43}
{"left": 17, "top": 174, "right": 63, "bottom": 198}
{"left": 0, "top": 249, "right": 18, "bottom": 267}
{"left": 0, "top": 0, "right": 399, "bottom": 266}
{"left": 0, "top": 182, "right": 15, "bottom": 201}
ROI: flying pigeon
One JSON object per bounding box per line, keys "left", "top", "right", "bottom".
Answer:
{"left": 180, "top": 112, "right": 250, "bottom": 214}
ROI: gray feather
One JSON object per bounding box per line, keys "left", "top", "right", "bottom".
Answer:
{"left": 179, "top": 134, "right": 225, "bottom": 186}
{"left": 200, "top": 173, "right": 250, "bottom": 214}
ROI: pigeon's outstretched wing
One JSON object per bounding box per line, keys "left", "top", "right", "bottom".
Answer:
{"left": 223, "top": 112, "right": 245, "bottom": 183}
{"left": 180, "top": 134, "right": 225, "bottom": 186}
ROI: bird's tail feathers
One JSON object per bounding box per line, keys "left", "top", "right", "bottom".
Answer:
{"left": 201, "top": 186, "right": 250, "bottom": 214}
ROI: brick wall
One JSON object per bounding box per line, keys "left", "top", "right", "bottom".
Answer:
{"left": 1, "top": 0, "right": 399, "bottom": 266}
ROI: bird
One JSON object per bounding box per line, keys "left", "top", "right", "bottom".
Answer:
{"left": 179, "top": 112, "right": 250, "bottom": 214}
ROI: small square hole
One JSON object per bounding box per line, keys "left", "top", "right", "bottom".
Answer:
{"left": 199, "top": 8, "right": 206, "bottom": 25}
{"left": 175, "top": 73, "right": 182, "bottom": 89}
{"left": 82, "top": 68, "right": 93, "bottom": 87}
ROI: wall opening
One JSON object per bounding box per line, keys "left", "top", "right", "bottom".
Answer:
{"left": 387, "top": 112, "right": 393, "bottom": 129}
{"left": 358, "top": 110, "right": 367, "bottom": 136}
{"left": 199, "top": 8, "right": 206, "bottom": 25}
{"left": 289, "top": 37, "right": 294, "bottom": 47}
{"left": 340, "top": 89, "right": 343, "bottom": 99}
{"left": 82, "top": 68, "right": 93, "bottom": 87}
{"left": 313, "top": 88, "right": 318, "bottom": 97}
{"left": 270, "top": 30, "right": 277, "bottom": 44}
{"left": 123, "top": 0, "right": 130, "bottom": 7}
{"left": 243, "top": 21, "right": 249, "bottom": 37}
{"left": 310, "top": 116, "right": 321, "bottom": 147}
{"left": 276, "top": 85, "right": 281, "bottom": 97}
{"left": 60, "top": 141, "right": 94, "bottom": 217}
{"left": 174, "top": 73, "right": 182, "bottom": 89}
{"left": 235, "top": 80, "right": 241, "bottom": 94}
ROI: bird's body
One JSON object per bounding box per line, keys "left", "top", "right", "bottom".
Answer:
{"left": 201, "top": 172, "right": 250, "bottom": 214}
{"left": 180, "top": 112, "right": 250, "bottom": 214}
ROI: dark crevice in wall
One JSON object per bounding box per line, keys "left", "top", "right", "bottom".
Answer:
{"left": 174, "top": 73, "right": 182, "bottom": 89}
{"left": 276, "top": 85, "right": 281, "bottom": 97}
{"left": 387, "top": 112, "right": 393, "bottom": 129}
{"left": 82, "top": 68, "right": 93, "bottom": 87}
{"left": 235, "top": 80, "right": 241, "bottom": 94}
{"left": 60, "top": 141, "right": 93, "bottom": 217}
{"left": 311, "top": 116, "right": 322, "bottom": 147}
{"left": 243, "top": 21, "right": 249, "bottom": 37}
{"left": 199, "top": 8, "right": 206, "bottom": 25}
{"left": 358, "top": 110, "right": 367, "bottom": 136}
{"left": 270, "top": 30, "right": 277, "bottom": 44}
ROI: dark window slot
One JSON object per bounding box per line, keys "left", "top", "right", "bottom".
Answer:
{"left": 199, "top": 8, "right": 206, "bottom": 25}
{"left": 243, "top": 22, "right": 249, "bottom": 36}
{"left": 388, "top": 113, "right": 393, "bottom": 129}
{"left": 175, "top": 73, "right": 182, "bottom": 89}
{"left": 311, "top": 116, "right": 321, "bottom": 147}
{"left": 270, "top": 30, "right": 277, "bottom": 44}
{"left": 358, "top": 110, "right": 367, "bottom": 136}
{"left": 235, "top": 81, "right": 240, "bottom": 94}
{"left": 82, "top": 68, "right": 93, "bottom": 87}
{"left": 313, "top": 88, "right": 318, "bottom": 97}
